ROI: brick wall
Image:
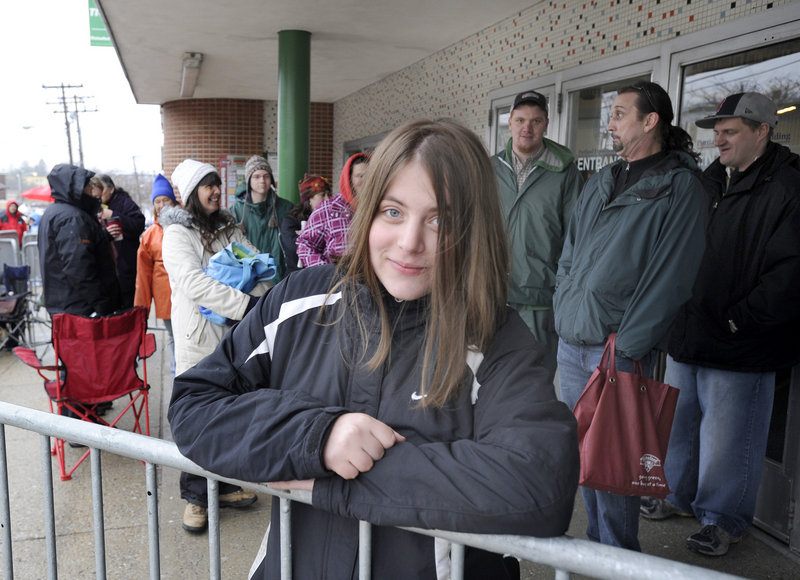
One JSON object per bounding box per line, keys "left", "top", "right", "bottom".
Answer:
{"left": 162, "top": 98, "right": 334, "bottom": 186}
{"left": 310, "top": 102, "right": 334, "bottom": 182}
{"left": 161, "top": 99, "right": 264, "bottom": 177}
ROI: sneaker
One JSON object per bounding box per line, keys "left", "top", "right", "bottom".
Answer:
{"left": 219, "top": 488, "right": 258, "bottom": 508}
{"left": 640, "top": 497, "right": 693, "bottom": 520}
{"left": 182, "top": 503, "right": 207, "bottom": 533}
{"left": 686, "top": 524, "right": 741, "bottom": 556}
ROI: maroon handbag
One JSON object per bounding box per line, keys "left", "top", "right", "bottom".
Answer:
{"left": 572, "top": 333, "right": 679, "bottom": 498}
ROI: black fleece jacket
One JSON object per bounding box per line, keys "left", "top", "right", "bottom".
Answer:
{"left": 668, "top": 142, "right": 800, "bottom": 371}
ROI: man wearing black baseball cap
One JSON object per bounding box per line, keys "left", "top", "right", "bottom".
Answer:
{"left": 694, "top": 91, "right": 779, "bottom": 171}
{"left": 648, "top": 91, "right": 800, "bottom": 557}
{"left": 492, "top": 90, "right": 583, "bottom": 383}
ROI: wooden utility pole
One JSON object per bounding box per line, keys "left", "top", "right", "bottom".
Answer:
{"left": 42, "top": 84, "right": 96, "bottom": 167}
{"left": 71, "top": 95, "right": 98, "bottom": 168}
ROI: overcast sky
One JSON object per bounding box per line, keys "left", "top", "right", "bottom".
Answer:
{"left": 0, "top": 0, "right": 163, "bottom": 174}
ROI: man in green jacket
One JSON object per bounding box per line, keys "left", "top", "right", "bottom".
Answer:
{"left": 492, "top": 90, "right": 584, "bottom": 382}
{"left": 232, "top": 155, "right": 293, "bottom": 282}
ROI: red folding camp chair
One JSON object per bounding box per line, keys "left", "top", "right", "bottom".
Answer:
{"left": 13, "top": 306, "right": 156, "bottom": 481}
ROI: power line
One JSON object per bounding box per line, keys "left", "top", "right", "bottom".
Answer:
{"left": 42, "top": 83, "right": 98, "bottom": 168}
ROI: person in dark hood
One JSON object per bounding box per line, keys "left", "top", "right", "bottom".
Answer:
{"left": 231, "top": 155, "right": 293, "bottom": 282}
{"left": 38, "top": 164, "right": 121, "bottom": 317}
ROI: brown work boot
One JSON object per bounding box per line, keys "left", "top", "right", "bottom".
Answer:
{"left": 219, "top": 488, "right": 258, "bottom": 508}
{"left": 182, "top": 503, "right": 207, "bottom": 533}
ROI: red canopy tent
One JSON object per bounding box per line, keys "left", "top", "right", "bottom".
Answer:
{"left": 19, "top": 185, "right": 54, "bottom": 203}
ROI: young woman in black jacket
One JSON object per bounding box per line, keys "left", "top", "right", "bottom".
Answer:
{"left": 169, "top": 119, "right": 579, "bottom": 580}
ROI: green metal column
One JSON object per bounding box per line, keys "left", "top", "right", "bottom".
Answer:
{"left": 277, "top": 30, "right": 311, "bottom": 204}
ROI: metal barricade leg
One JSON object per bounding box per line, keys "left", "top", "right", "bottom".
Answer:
{"left": 280, "top": 497, "right": 292, "bottom": 580}
{"left": 359, "top": 520, "right": 371, "bottom": 580}
{"left": 207, "top": 479, "right": 221, "bottom": 580}
{"left": 450, "top": 542, "right": 465, "bottom": 580}
{"left": 91, "top": 449, "right": 107, "bottom": 580}
{"left": 41, "top": 434, "right": 57, "bottom": 580}
{"left": 0, "top": 426, "right": 13, "bottom": 580}
{"left": 146, "top": 462, "right": 161, "bottom": 580}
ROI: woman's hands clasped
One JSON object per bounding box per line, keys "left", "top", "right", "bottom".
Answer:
{"left": 269, "top": 412, "right": 405, "bottom": 492}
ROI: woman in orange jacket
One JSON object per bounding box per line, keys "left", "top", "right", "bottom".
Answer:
{"left": 134, "top": 174, "right": 178, "bottom": 375}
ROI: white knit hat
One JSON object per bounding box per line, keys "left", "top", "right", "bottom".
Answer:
{"left": 171, "top": 159, "right": 217, "bottom": 201}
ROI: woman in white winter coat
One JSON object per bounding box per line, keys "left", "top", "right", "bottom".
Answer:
{"left": 161, "top": 159, "right": 272, "bottom": 533}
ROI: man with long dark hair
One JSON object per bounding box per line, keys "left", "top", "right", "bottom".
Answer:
{"left": 554, "top": 81, "right": 707, "bottom": 551}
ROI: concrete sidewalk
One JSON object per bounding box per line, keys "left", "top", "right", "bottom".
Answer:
{"left": 1, "top": 323, "right": 268, "bottom": 578}
{"left": 1, "top": 319, "right": 799, "bottom": 578}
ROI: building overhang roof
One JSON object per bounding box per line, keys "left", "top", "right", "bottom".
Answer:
{"left": 97, "top": 0, "right": 535, "bottom": 104}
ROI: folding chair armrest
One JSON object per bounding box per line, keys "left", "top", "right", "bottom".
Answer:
{"left": 13, "top": 347, "right": 61, "bottom": 381}
{"left": 140, "top": 333, "right": 157, "bottom": 359}
{"left": 12, "top": 347, "right": 54, "bottom": 370}
{"left": 0, "top": 291, "right": 30, "bottom": 302}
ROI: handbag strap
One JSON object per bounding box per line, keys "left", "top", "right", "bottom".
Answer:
{"left": 603, "top": 332, "right": 645, "bottom": 378}
{"left": 600, "top": 333, "right": 616, "bottom": 374}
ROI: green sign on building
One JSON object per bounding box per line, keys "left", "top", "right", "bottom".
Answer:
{"left": 89, "top": 0, "right": 112, "bottom": 47}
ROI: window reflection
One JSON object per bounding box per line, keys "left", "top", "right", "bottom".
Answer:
{"left": 679, "top": 39, "right": 800, "bottom": 169}
{"left": 494, "top": 107, "right": 511, "bottom": 154}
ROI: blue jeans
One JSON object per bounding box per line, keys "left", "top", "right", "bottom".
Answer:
{"left": 663, "top": 357, "right": 775, "bottom": 537}
{"left": 557, "top": 339, "right": 655, "bottom": 551}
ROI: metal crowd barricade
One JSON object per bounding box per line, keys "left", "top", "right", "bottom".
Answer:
{"left": 21, "top": 237, "right": 40, "bottom": 289}
{"left": 0, "top": 236, "right": 20, "bottom": 268}
{"left": 0, "top": 401, "right": 743, "bottom": 580}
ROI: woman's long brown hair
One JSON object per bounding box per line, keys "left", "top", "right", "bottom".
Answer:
{"left": 331, "top": 119, "right": 509, "bottom": 408}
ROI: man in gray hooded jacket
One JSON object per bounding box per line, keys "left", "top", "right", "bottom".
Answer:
{"left": 492, "top": 90, "right": 584, "bottom": 382}
{"left": 553, "top": 81, "right": 706, "bottom": 552}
